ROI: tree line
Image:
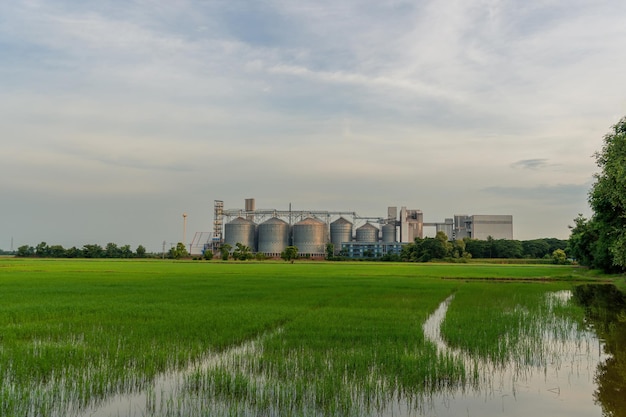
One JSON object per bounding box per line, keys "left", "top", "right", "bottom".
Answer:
{"left": 380, "top": 233, "right": 568, "bottom": 263}
{"left": 16, "top": 242, "right": 149, "bottom": 259}
{"left": 13, "top": 236, "right": 569, "bottom": 263}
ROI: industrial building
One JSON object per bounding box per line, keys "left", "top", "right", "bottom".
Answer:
{"left": 450, "top": 215, "right": 514, "bottom": 240}
{"left": 191, "top": 199, "right": 513, "bottom": 258}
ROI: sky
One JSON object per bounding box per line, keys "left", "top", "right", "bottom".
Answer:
{"left": 2, "top": 0, "right": 626, "bottom": 253}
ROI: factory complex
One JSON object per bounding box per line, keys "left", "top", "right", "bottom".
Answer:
{"left": 192, "top": 199, "right": 513, "bottom": 258}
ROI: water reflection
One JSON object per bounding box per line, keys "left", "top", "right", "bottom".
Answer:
{"left": 417, "top": 290, "right": 606, "bottom": 417}
{"left": 69, "top": 287, "right": 625, "bottom": 417}
{"left": 573, "top": 284, "right": 626, "bottom": 417}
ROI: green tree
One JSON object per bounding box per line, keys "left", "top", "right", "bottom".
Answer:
{"left": 82, "top": 244, "right": 104, "bottom": 258}
{"left": 492, "top": 239, "right": 523, "bottom": 258}
{"left": 544, "top": 238, "right": 568, "bottom": 254}
{"left": 105, "top": 242, "right": 121, "bottom": 258}
{"left": 219, "top": 244, "right": 232, "bottom": 261}
{"left": 552, "top": 249, "right": 568, "bottom": 265}
{"left": 35, "top": 241, "right": 49, "bottom": 257}
{"left": 325, "top": 242, "right": 335, "bottom": 260}
{"left": 281, "top": 246, "right": 298, "bottom": 263}
{"left": 400, "top": 233, "right": 450, "bottom": 262}
{"left": 450, "top": 238, "right": 468, "bottom": 259}
{"left": 232, "top": 243, "right": 253, "bottom": 260}
{"left": 464, "top": 238, "right": 489, "bottom": 258}
{"left": 401, "top": 238, "right": 422, "bottom": 261}
{"left": 66, "top": 246, "right": 82, "bottom": 258}
{"left": 569, "top": 214, "right": 595, "bottom": 265}
{"left": 169, "top": 242, "right": 189, "bottom": 259}
{"left": 119, "top": 244, "right": 133, "bottom": 258}
{"left": 48, "top": 245, "right": 67, "bottom": 258}
{"left": 522, "top": 239, "right": 551, "bottom": 258}
{"left": 16, "top": 245, "right": 34, "bottom": 257}
{"left": 135, "top": 245, "right": 146, "bottom": 258}
{"left": 203, "top": 249, "right": 214, "bottom": 260}
{"left": 570, "top": 117, "right": 626, "bottom": 272}
{"left": 421, "top": 232, "right": 450, "bottom": 261}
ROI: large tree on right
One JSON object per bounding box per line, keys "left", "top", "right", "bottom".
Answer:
{"left": 570, "top": 116, "right": 626, "bottom": 272}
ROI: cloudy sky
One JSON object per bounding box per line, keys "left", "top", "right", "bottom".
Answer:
{"left": 2, "top": 0, "right": 626, "bottom": 252}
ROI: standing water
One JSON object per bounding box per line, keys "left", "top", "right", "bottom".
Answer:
{"left": 416, "top": 291, "right": 607, "bottom": 416}
{"left": 59, "top": 286, "right": 626, "bottom": 416}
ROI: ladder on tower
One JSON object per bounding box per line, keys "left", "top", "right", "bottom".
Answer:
{"left": 212, "top": 200, "right": 224, "bottom": 252}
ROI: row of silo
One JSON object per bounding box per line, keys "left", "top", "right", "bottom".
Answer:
{"left": 224, "top": 216, "right": 328, "bottom": 256}
{"left": 331, "top": 219, "right": 393, "bottom": 244}
{"left": 352, "top": 221, "right": 398, "bottom": 243}
{"left": 224, "top": 216, "right": 397, "bottom": 255}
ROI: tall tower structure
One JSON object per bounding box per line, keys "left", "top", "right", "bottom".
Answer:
{"left": 212, "top": 200, "right": 224, "bottom": 252}
{"left": 399, "top": 207, "right": 423, "bottom": 242}
{"left": 245, "top": 198, "right": 256, "bottom": 221}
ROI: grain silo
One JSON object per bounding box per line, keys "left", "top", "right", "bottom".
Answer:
{"left": 224, "top": 217, "right": 256, "bottom": 250}
{"left": 356, "top": 222, "right": 379, "bottom": 243}
{"left": 257, "top": 217, "right": 290, "bottom": 256}
{"left": 330, "top": 217, "right": 353, "bottom": 254}
{"left": 382, "top": 223, "right": 396, "bottom": 243}
{"left": 292, "top": 217, "right": 326, "bottom": 255}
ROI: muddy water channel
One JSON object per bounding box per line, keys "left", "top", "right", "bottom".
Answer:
{"left": 72, "top": 285, "right": 625, "bottom": 417}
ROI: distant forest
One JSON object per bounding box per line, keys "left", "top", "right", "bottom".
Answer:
{"left": 373, "top": 235, "right": 568, "bottom": 263}
{"left": 14, "top": 242, "right": 149, "bottom": 259}
{"left": 11, "top": 237, "right": 568, "bottom": 261}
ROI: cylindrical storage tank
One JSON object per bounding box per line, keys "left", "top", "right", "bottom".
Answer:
{"left": 257, "top": 217, "right": 290, "bottom": 255}
{"left": 382, "top": 223, "right": 396, "bottom": 243}
{"left": 292, "top": 217, "right": 326, "bottom": 255}
{"left": 330, "top": 217, "right": 353, "bottom": 254}
{"left": 356, "top": 222, "right": 379, "bottom": 243}
{"left": 224, "top": 217, "right": 256, "bottom": 251}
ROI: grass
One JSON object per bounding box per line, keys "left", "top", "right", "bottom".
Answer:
{"left": 440, "top": 283, "right": 586, "bottom": 366}
{"left": 0, "top": 258, "right": 613, "bottom": 416}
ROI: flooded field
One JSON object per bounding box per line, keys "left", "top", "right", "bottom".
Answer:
{"left": 76, "top": 288, "right": 622, "bottom": 417}
{"left": 1, "top": 260, "right": 624, "bottom": 416}
{"left": 421, "top": 291, "right": 605, "bottom": 416}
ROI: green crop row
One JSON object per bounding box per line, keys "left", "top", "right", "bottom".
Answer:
{"left": 0, "top": 259, "right": 606, "bottom": 416}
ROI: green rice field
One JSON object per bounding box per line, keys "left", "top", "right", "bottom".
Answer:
{"left": 0, "top": 259, "right": 621, "bottom": 416}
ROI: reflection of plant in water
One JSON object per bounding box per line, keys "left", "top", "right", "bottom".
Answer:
{"left": 440, "top": 284, "right": 586, "bottom": 367}
{"left": 573, "top": 284, "right": 626, "bottom": 417}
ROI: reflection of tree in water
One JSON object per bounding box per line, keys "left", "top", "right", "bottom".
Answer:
{"left": 573, "top": 284, "right": 626, "bottom": 417}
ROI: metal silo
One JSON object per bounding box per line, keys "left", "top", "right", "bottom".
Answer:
{"left": 356, "top": 222, "right": 379, "bottom": 243}
{"left": 257, "top": 217, "right": 290, "bottom": 255}
{"left": 382, "top": 223, "right": 396, "bottom": 243}
{"left": 292, "top": 217, "right": 326, "bottom": 255}
{"left": 330, "top": 217, "right": 353, "bottom": 254}
{"left": 224, "top": 217, "right": 256, "bottom": 251}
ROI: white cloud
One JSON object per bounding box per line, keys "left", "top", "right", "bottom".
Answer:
{"left": 1, "top": 0, "right": 624, "bottom": 249}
